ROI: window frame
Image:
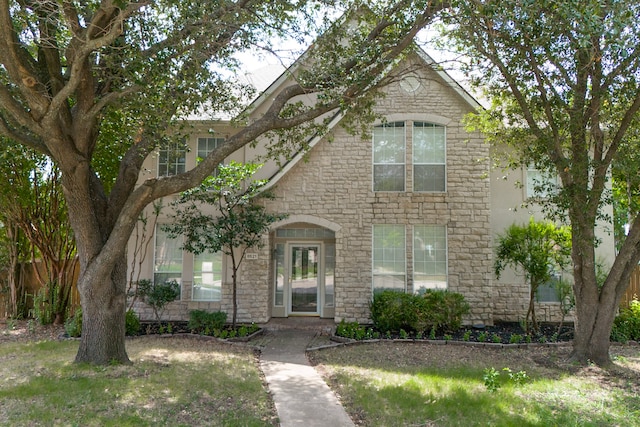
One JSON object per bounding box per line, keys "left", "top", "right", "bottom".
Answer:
{"left": 372, "top": 224, "right": 407, "bottom": 293}
{"left": 536, "top": 271, "right": 563, "bottom": 303}
{"left": 413, "top": 225, "right": 448, "bottom": 293}
{"left": 412, "top": 122, "right": 446, "bottom": 192}
{"left": 157, "top": 140, "right": 187, "bottom": 177}
{"left": 153, "top": 225, "right": 183, "bottom": 299}
{"left": 526, "top": 167, "right": 558, "bottom": 199}
{"left": 372, "top": 122, "right": 406, "bottom": 192}
{"left": 192, "top": 250, "right": 223, "bottom": 302}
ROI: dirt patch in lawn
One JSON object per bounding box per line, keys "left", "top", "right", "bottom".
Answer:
{"left": 0, "top": 320, "right": 65, "bottom": 344}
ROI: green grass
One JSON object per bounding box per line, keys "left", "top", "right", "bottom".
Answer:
{"left": 310, "top": 343, "right": 640, "bottom": 427}
{"left": 0, "top": 337, "right": 276, "bottom": 426}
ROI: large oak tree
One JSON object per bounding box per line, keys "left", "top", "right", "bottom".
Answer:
{"left": 445, "top": 0, "right": 640, "bottom": 366}
{"left": 0, "top": 0, "right": 447, "bottom": 364}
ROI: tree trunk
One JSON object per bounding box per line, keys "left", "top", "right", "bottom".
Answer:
{"left": 231, "top": 268, "right": 238, "bottom": 329}
{"left": 527, "top": 282, "right": 539, "bottom": 334}
{"left": 6, "top": 223, "right": 19, "bottom": 317}
{"left": 571, "top": 296, "right": 616, "bottom": 367}
{"left": 74, "top": 255, "right": 130, "bottom": 365}
{"left": 569, "top": 229, "right": 618, "bottom": 367}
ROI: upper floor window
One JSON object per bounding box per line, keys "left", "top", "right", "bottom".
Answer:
{"left": 158, "top": 141, "right": 187, "bottom": 176}
{"left": 197, "top": 137, "right": 225, "bottom": 160}
{"left": 413, "top": 122, "right": 446, "bottom": 192}
{"left": 373, "top": 122, "right": 405, "bottom": 191}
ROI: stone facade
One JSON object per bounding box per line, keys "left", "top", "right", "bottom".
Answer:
{"left": 129, "top": 50, "right": 604, "bottom": 327}
{"left": 248, "top": 56, "right": 494, "bottom": 325}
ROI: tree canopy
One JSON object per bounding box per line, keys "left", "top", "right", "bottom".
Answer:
{"left": 0, "top": 0, "right": 447, "bottom": 364}
{"left": 444, "top": 0, "right": 640, "bottom": 365}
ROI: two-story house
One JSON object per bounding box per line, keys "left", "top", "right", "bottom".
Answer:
{"left": 128, "top": 46, "right": 615, "bottom": 326}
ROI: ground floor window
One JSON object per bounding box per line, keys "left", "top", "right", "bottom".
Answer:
{"left": 372, "top": 224, "right": 406, "bottom": 293}
{"left": 372, "top": 224, "right": 449, "bottom": 295}
{"left": 325, "top": 243, "right": 335, "bottom": 307}
{"left": 193, "top": 251, "right": 222, "bottom": 301}
{"left": 413, "top": 225, "right": 447, "bottom": 292}
{"left": 274, "top": 243, "right": 285, "bottom": 306}
{"left": 536, "top": 272, "right": 562, "bottom": 303}
{"left": 154, "top": 226, "right": 183, "bottom": 294}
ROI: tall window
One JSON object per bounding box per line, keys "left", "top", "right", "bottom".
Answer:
{"left": 372, "top": 225, "right": 406, "bottom": 292}
{"left": 413, "top": 225, "right": 447, "bottom": 292}
{"left": 325, "top": 243, "right": 335, "bottom": 307}
{"left": 158, "top": 141, "right": 187, "bottom": 176}
{"left": 154, "top": 226, "right": 182, "bottom": 290}
{"left": 274, "top": 243, "right": 285, "bottom": 306}
{"left": 193, "top": 251, "right": 222, "bottom": 301}
{"left": 197, "top": 137, "right": 225, "bottom": 160}
{"left": 413, "top": 122, "right": 446, "bottom": 192}
{"left": 373, "top": 122, "right": 405, "bottom": 191}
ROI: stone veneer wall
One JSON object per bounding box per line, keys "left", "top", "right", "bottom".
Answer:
{"left": 249, "top": 61, "right": 495, "bottom": 325}
{"left": 493, "top": 279, "right": 575, "bottom": 324}
{"left": 131, "top": 271, "right": 272, "bottom": 323}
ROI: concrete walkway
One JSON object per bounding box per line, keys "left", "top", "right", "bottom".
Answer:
{"left": 260, "top": 328, "right": 355, "bottom": 427}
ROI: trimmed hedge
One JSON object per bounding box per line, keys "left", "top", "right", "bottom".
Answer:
{"left": 188, "top": 309, "right": 227, "bottom": 334}
{"left": 370, "top": 289, "right": 470, "bottom": 334}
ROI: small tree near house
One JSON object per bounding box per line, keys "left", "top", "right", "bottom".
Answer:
{"left": 164, "top": 162, "right": 287, "bottom": 328}
{"left": 135, "top": 279, "right": 180, "bottom": 325}
{"left": 494, "top": 218, "right": 572, "bottom": 334}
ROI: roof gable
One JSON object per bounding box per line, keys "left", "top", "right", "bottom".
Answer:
{"left": 258, "top": 46, "right": 482, "bottom": 189}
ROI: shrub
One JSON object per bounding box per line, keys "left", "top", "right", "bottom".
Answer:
{"left": 336, "top": 319, "right": 373, "bottom": 340}
{"left": 188, "top": 310, "right": 227, "bottom": 334}
{"left": 125, "top": 309, "right": 141, "bottom": 336}
{"left": 137, "top": 279, "right": 180, "bottom": 323}
{"left": 370, "top": 290, "right": 427, "bottom": 333}
{"left": 370, "top": 289, "right": 470, "bottom": 334}
{"left": 611, "top": 298, "right": 640, "bottom": 343}
{"left": 422, "top": 289, "right": 470, "bottom": 332}
{"left": 64, "top": 307, "right": 82, "bottom": 337}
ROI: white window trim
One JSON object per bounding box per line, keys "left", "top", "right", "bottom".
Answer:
{"left": 372, "top": 224, "right": 407, "bottom": 293}
{"left": 412, "top": 122, "right": 447, "bottom": 193}
{"left": 192, "top": 250, "right": 223, "bottom": 302}
{"left": 157, "top": 141, "right": 187, "bottom": 177}
{"left": 372, "top": 122, "right": 406, "bottom": 192}
{"left": 412, "top": 225, "right": 448, "bottom": 292}
{"left": 153, "top": 225, "right": 184, "bottom": 300}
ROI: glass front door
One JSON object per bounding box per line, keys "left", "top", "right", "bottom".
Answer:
{"left": 290, "top": 245, "right": 319, "bottom": 314}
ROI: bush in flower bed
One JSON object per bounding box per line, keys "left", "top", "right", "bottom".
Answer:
{"left": 187, "top": 309, "right": 259, "bottom": 339}
{"left": 369, "top": 289, "right": 470, "bottom": 335}
{"left": 611, "top": 298, "right": 640, "bottom": 343}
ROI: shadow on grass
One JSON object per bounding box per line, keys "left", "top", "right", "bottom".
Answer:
{"left": 0, "top": 338, "right": 277, "bottom": 427}
{"left": 311, "top": 343, "right": 640, "bottom": 427}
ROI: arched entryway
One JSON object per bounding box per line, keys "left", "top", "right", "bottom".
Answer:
{"left": 270, "top": 218, "right": 339, "bottom": 318}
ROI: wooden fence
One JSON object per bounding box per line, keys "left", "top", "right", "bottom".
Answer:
{"left": 0, "top": 260, "right": 80, "bottom": 320}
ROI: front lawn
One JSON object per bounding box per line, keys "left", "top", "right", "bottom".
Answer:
{"left": 309, "top": 342, "right": 640, "bottom": 427}
{"left": 0, "top": 336, "right": 277, "bottom": 426}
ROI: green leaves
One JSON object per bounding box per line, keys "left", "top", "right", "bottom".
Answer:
{"left": 494, "top": 217, "right": 572, "bottom": 283}
{"left": 165, "top": 161, "right": 287, "bottom": 257}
